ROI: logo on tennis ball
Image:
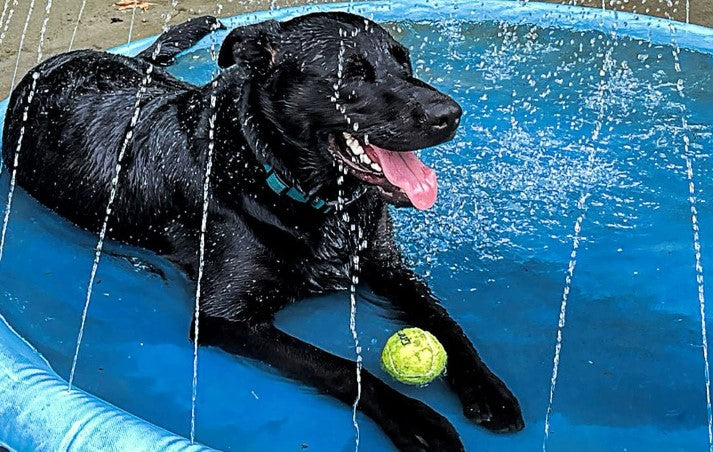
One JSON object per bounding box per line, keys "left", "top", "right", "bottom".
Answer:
{"left": 381, "top": 327, "right": 447, "bottom": 385}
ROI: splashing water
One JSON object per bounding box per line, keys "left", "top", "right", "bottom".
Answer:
{"left": 485, "top": 15, "right": 544, "bottom": 86}
{"left": 190, "top": 9, "right": 222, "bottom": 443}
{"left": 67, "top": 0, "right": 179, "bottom": 390}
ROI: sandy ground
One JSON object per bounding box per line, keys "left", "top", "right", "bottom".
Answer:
{"left": 0, "top": 0, "right": 338, "bottom": 95}
{"left": 0, "top": 0, "right": 710, "bottom": 95}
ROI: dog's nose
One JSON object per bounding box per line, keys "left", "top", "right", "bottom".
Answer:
{"left": 422, "top": 99, "right": 462, "bottom": 134}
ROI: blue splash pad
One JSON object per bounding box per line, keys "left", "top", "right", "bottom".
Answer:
{"left": 1, "top": 0, "right": 713, "bottom": 450}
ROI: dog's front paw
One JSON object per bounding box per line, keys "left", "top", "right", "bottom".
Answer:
{"left": 381, "top": 395, "right": 464, "bottom": 451}
{"left": 460, "top": 373, "right": 524, "bottom": 433}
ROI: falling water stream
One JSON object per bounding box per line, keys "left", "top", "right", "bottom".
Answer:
{"left": 67, "top": 0, "right": 87, "bottom": 51}
{"left": 541, "top": 24, "right": 616, "bottom": 452}
{"left": 335, "top": 164, "right": 363, "bottom": 451}
{"left": 0, "top": 0, "right": 11, "bottom": 42}
{"left": 0, "top": 0, "right": 10, "bottom": 32}
{"left": 190, "top": 80, "right": 217, "bottom": 443}
{"left": 33, "top": 0, "right": 52, "bottom": 62}
{"left": 190, "top": 8, "right": 223, "bottom": 442}
{"left": 664, "top": 12, "right": 713, "bottom": 449}
{"left": 488, "top": 9, "right": 595, "bottom": 449}
{"left": 0, "top": 72, "right": 38, "bottom": 264}
{"left": 333, "top": 25, "right": 364, "bottom": 451}
{"left": 0, "top": 0, "right": 52, "bottom": 262}
{"left": 685, "top": 151, "right": 713, "bottom": 451}
{"left": 127, "top": 0, "right": 139, "bottom": 44}
{"left": 542, "top": 193, "right": 588, "bottom": 450}
{"left": 348, "top": 244, "right": 364, "bottom": 452}
{"left": 8, "top": 0, "right": 35, "bottom": 95}
{"left": 0, "top": 0, "right": 39, "bottom": 260}
{"left": 0, "top": 0, "right": 18, "bottom": 49}
{"left": 67, "top": 0, "right": 179, "bottom": 390}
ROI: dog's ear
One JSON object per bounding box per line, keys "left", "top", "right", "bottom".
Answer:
{"left": 218, "top": 20, "right": 283, "bottom": 73}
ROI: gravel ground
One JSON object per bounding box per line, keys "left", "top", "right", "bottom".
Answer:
{"left": 0, "top": 0, "right": 710, "bottom": 95}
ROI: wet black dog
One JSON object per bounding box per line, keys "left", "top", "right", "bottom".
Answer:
{"left": 2, "top": 13, "right": 523, "bottom": 450}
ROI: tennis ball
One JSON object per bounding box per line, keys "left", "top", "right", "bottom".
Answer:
{"left": 381, "top": 327, "right": 447, "bottom": 385}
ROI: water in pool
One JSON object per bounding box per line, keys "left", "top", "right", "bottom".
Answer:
{"left": 1, "top": 11, "right": 713, "bottom": 452}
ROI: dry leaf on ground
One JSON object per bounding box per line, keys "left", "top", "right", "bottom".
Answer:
{"left": 114, "top": 1, "right": 155, "bottom": 12}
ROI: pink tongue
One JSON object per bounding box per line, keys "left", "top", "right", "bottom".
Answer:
{"left": 367, "top": 145, "right": 438, "bottom": 210}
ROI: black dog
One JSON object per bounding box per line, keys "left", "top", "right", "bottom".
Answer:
{"left": 2, "top": 13, "right": 523, "bottom": 450}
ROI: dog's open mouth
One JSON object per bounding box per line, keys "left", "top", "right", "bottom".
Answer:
{"left": 328, "top": 132, "right": 438, "bottom": 210}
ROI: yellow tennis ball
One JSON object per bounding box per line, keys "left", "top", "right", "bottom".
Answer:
{"left": 381, "top": 327, "right": 447, "bottom": 385}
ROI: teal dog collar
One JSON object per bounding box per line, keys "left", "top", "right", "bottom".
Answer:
{"left": 263, "top": 164, "right": 331, "bottom": 212}
{"left": 263, "top": 164, "right": 367, "bottom": 213}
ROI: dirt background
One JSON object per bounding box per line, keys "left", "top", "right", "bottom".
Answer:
{"left": 0, "top": 0, "right": 710, "bottom": 95}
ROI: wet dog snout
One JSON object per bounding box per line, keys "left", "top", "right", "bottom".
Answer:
{"left": 422, "top": 98, "right": 462, "bottom": 135}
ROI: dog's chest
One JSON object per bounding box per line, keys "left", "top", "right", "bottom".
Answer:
{"left": 300, "top": 212, "right": 371, "bottom": 293}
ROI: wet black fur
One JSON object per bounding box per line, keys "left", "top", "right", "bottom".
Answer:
{"left": 2, "top": 13, "right": 523, "bottom": 450}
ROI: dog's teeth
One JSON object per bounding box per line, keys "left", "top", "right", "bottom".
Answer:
{"left": 349, "top": 143, "right": 364, "bottom": 155}
{"left": 360, "top": 153, "right": 372, "bottom": 165}
{"left": 346, "top": 138, "right": 364, "bottom": 156}
{"left": 343, "top": 132, "right": 353, "bottom": 141}
{"left": 370, "top": 162, "right": 382, "bottom": 172}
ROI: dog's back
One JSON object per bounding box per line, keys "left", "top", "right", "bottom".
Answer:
{"left": 2, "top": 50, "right": 203, "bottom": 250}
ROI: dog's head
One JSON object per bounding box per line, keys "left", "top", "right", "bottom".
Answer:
{"left": 218, "top": 12, "right": 461, "bottom": 210}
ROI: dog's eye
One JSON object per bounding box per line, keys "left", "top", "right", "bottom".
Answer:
{"left": 390, "top": 46, "right": 412, "bottom": 73}
{"left": 343, "top": 55, "right": 375, "bottom": 82}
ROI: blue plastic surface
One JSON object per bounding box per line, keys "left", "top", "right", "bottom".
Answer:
{"left": 0, "top": 312, "right": 213, "bottom": 451}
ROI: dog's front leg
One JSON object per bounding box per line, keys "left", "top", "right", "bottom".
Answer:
{"left": 186, "top": 215, "right": 464, "bottom": 451}
{"left": 362, "top": 210, "right": 524, "bottom": 433}
{"left": 197, "top": 315, "right": 464, "bottom": 451}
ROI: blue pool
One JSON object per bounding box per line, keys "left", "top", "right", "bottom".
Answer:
{"left": 1, "top": 0, "right": 713, "bottom": 450}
